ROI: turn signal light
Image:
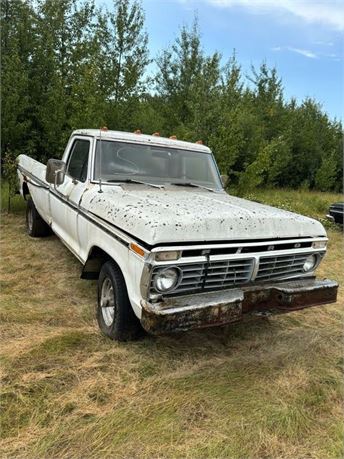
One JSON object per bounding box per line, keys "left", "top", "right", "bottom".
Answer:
{"left": 130, "top": 243, "right": 145, "bottom": 257}
{"left": 312, "top": 241, "right": 327, "bottom": 249}
{"left": 155, "top": 251, "right": 181, "bottom": 261}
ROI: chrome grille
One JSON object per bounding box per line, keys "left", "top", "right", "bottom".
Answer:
{"left": 204, "top": 259, "right": 254, "bottom": 289}
{"left": 149, "top": 251, "right": 318, "bottom": 297}
{"left": 150, "top": 259, "right": 254, "bottom": 296}
{"left": 256, "top": 253, "right": 310, "bottom": 281}
{"left": 174, "top": 262, "right": 206, "bottom": 293}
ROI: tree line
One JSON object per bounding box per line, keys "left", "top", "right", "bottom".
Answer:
{"left": 1, "top": 0, "right": 343, "bottom": 193}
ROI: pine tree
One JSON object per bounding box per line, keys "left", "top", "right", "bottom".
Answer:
{"left": 1, "top": 2, "right": 342, "bottom": 193}
{"left": 100, "top": 0, "right": 150, "bottom": 129}
{"left": 315, "top": 154, "right": 338, "bottom": 191}
{"left": 1, "top": 0, "right": 32, "bottom": 157}
{"left": 156, "top": 20, "right": 205, "bottom": 131}
{"left": 155, "top": 19, "right": 222, "bottom": 141}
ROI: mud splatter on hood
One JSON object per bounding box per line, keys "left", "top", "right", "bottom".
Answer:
{"left": 83, "top": 186, "right": 326, "bottom": 245}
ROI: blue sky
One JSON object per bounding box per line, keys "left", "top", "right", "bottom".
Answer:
{"left": 98, "top": 0, "right": 343, "bottom": 122}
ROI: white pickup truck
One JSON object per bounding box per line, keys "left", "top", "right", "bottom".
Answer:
{"left": 17, "top": 129, "right": 338, "bottom": 340}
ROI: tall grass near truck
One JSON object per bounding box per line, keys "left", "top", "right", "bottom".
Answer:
{"left": 0, "top": 186, "right": 343, "bottom": 458}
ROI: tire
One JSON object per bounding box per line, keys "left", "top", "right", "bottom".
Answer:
{"left": 334, "top": 215, "right": 343, "bottom": 225}
{"left": 97, "top": 261, "right": 143, "bottom": 341}
{"left": 26, "top": 198, "right": 52, "bottom": 237}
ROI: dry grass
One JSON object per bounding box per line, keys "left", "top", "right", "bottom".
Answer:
{"left": 0, "top": 190, "right": 343, "bottom": 458}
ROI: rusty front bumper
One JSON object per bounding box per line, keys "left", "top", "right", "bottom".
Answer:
{"left": 140, "top": 278, "right": 338, "bottom": 334}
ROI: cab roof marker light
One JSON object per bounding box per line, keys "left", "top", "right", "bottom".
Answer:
{"left": 134, "top": 129, "right": 142, "bottom": 135}
{"left": 100, "top": 126, "right": 108, "bottom": 131}
{"left": 195, "top": 140, "right": 203, "bottom": 144}
{"left": 152, "top": 132, "right": 160, "bottom": 136}
{"left": 130, "top": 242, "right": 145, "bottom": 257}
{"left": 169, "top": 135, "right": 177, "bottom": 140}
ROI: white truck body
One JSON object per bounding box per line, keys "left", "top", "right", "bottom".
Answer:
{"left": 17, "top": 129, "right": 338, "bottom": 336}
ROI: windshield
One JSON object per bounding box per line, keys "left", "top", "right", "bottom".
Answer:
{"left": 93, "top": 140, "right": 222, "bottom": 190}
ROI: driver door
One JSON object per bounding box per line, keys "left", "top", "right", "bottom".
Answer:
{"left": 50, "top": 137, "right": 92, "bottom": 254}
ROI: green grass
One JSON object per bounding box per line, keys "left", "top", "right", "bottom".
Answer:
{"left": 230, "top": 187, "right": 343, "bottom": 230}
{"left": 0, "top": 187, "right": 343, "bottom": 458}
{"left": 1, "top": 180, "right": 26, "bottom": 214}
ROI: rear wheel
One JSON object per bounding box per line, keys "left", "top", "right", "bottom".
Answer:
{"left": 97, "top": 261, "right": 143, "bottom": 341}
{"left": 26, "top": 198, "right": 52, "bottom": 237}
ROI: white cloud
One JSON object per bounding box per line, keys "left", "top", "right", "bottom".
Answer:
{"left": 272, "top": 46, "right": 342, "bottom": 60}
{"left": 202, "top": 0, "right": 344, "bottom": 30}
{"left": 313, "top": 41, "right": 334, "bottom": 46}
{"left": 272, "top": 46, "right": 318, "bottom": 59}
{"left": 287, "top": 47, "right": 318, "bottom": 58}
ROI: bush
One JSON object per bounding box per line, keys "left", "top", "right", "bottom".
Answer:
{"left": 2, "top": 151, "right": 19, "bottom": 212}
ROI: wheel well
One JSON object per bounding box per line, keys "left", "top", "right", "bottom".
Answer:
{"left": 81, "top": 247, "right": 119, "bottom": 280}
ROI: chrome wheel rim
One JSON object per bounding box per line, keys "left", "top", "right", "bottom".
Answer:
{"left": 100, "top": 277, "right": 115, "bottom": 327}
{"left": 27, "top": 208, "right": 33, "bottom": 232}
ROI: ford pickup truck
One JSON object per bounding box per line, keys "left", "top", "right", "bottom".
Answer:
{"left": 17, "top": 129, "right": 338, "bottom": 341}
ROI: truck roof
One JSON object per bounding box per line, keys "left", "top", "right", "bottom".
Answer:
{"left": 72, "top": 129, "right": 212, "bottom": 153}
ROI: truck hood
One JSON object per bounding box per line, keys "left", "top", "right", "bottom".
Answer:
{"left": 83, "top": 187, "right": 326, "bottom": 246}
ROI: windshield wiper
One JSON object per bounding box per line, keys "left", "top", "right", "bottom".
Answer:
{"left": 170, "top": 182, "right": 215, "bottom": 192}
{"left": 107, "top": 178, "right": 164, "bottom": 189}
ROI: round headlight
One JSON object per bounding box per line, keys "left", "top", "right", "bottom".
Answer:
{"left": 153, "top": 267, "right": 181, "bottom": 292}
{"left": 303, "top": 254, "right": 318, "bottom": 272}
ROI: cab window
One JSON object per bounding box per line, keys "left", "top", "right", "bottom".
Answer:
{"left": 67, "top": 139, "right": 90, "bottom": 182}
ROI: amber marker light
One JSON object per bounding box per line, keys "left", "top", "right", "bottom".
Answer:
{"left": 152, "top": 132, "right": 160, "bottom": 136}
{"left": 169, "top": 135, "right": 177, "bottom": 140}
{"left": 134, "top": 129, "right": 142, "bottom": 134}
{"left": 100, "top": 126, "right": 108, "bottom": 131}
{"left": 195, "top": 139, "right": 203, "bottom": 144}
{"left": 130, "top": 243, "right": 145, "bottom": 257}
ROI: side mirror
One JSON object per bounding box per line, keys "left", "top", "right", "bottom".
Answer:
{"left": 46, "top": 159, "right": 66, "bottom": 186}
{"left": 221, "top": 174, "right": 229, "bottom": 188}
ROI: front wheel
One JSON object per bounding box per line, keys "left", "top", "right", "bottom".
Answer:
{"left": 97, "top": 261, "right": 143, "bottom": 341}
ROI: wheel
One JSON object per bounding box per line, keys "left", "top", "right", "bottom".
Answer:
{"left": 334, "top": 214, "right": 343, "bottom": 225}
{"left": 26, "top": 198, "right": 52, "bottom": 237}
{"left": 97, "top": 261, "right": 143, "bottom": 341}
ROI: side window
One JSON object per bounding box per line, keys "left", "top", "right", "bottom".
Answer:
{"left": 67, "top": 139, "right": 90, "bottom": 182}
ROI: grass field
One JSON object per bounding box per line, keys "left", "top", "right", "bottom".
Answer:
{"left": 0, "top": 187, "right": 343, "bottom": 458}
